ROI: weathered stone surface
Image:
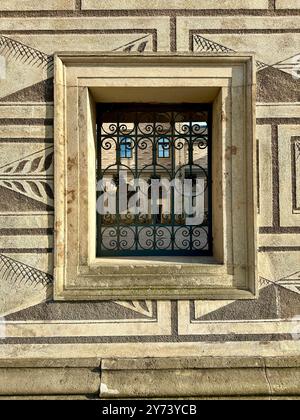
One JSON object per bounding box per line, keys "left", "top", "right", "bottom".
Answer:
{"left": 101, "top": 368, "right": 270, "bottom": 398}
{"left": 276, "top": 0, "right": 300, "bottom": 9}
{"left": 0, "top": 356, "right": 299, "bottom": 398}
{"left": 0, "top": 1, "right": 75, "bottom": 10}
{"left": 0, "top": 358, "right": 101, "bottom": 368}
{"left": 102, "top": 357, "right": 266, "bottom": 370}
{"left": 100, "top": 356, "right": 300, "bottom": 398}
{"left": 257, "top": 66, "right": 300, "bottom": 102}
{"left": 0, "top": 368, "right": 100, "bottom": 396}
{"left": 267, "top": 368, "right": 300, "bottom": 396}
{"left": 82, "top": 1, "right": 270, "bottom": 10}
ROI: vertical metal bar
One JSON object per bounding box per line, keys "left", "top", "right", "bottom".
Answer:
{"left": 207, "top": 106, "right": 213, "bottom": 254}
{"left": 171, "top": 110, "right": 175, "bottom": 252}
{"left": 134, "top": 111, "right": 139, "bottom": 252}
{"left": 189, "top": 115, "right": 193, "bottom": 251}
{"left": 116, "top": 110, "right": 121, "bottom": 252}
{"left": 152, "top": 111, "right": 157, "bottom": 251}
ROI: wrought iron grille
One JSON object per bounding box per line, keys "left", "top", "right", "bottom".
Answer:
{"left": 96, "top": 103, "right": 212, "bottom": 257}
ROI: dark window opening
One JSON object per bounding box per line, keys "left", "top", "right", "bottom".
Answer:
{"left": 96, "top": 103, "right": 212, "bottom": 257}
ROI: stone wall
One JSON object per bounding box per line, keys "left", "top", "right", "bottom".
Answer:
{"left": 0, "top": 1, "right": 300, "bottom": 394}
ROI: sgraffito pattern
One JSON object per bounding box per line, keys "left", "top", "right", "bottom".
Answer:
{"left": 0, "top": 147, "right": 54, "bottom": 207}
{"left": 0, "top": 1, "right": 299, "bottom": 344}
{"left": 0, "top": 35, "right": 53, "bottom": 70}
{"left": 0, "top": 254, "right": 52, "bottom": 287}
{"left": 193, "top": 35, "right": 267, "bottom": 71}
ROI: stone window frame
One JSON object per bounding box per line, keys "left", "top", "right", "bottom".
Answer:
{"left": 54, "top": 52, "right": 257, "bottom": 301}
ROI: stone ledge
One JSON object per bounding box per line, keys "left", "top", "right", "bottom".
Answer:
{"left": 0, "top": 357, "right": 101, "bottom": 369}
{"left": 0, "top": 356, "right": 299, "bottom": 398}
{"left": 0, "top": 368, "right": 100, "bottom": 396}
{"left": 0, "top": 358, "right": 101, "bottom": 396}
{"left": 100, "top": 357, "right": 300, "bottom": 398}
{"left": 103, "top": 356, "right": 300, "bottom": 370}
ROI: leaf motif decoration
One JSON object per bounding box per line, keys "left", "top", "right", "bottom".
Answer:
{"left": 3, "top": 181, "right": 12, "bottom": 188}
{"left": 14, "top": 160, "right": 30, "bottom": 173}
{"left": 30, "top": 153, "right": 53, "bottom": 173}
{"left": 137, "top": 41, "right": 148, "bottom": 53}
{"left": 13, "top": 181, "right": 26, "bottom": 194}
{"left": 0, "top": 179, "right": 54, "bottom": 206}
{"left": 41, "top": 182, "right": 54, "bottom": 200}
{"left": 124, "top": 40, "right": 148, "bottom": 53}
{"left": 30, "top": 157, "right": 43, "bottom": 173}
{"left": 114, "top": 300, "right": 154, "bottom": 318}
{"left": 0, "top": 148, "right": 54, "bottom": 176}
{"left": 44, "top": 152, "right": 54, "bottom": 171}
{"left": 28, "top": 181, "right": 43, "bottom": 198}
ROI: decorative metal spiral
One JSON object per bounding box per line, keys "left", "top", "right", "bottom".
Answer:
{"left": 96, "top": 104, "right": 212, "bottom": 257}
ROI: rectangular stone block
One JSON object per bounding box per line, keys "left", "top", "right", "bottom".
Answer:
{"left": 0, "top": 125, "right": 53, "bottom": 139}
{"left": 0, "top": 0, "right": 75, "bottom": 10}
{"left": 276, "top": 0, "right": 300, "bottom": 9}
{"left": 102, "top": 357, "right": 266, "bottom": 370}
{"left": 0, "top": 215, "right": 54, "bottom": 229}
{"left": 100, "top": 357, "right": 300, "bottom": 398}
{"left": 0, "top": 104, "right": 53, "bottom": 119}
{"left": 0, "top": 17, "right": 171, "bottom": 52}
{"left": 0, "top": 235, "right": 53, "bottom": 250}
{"left": 82, "top": 0, "right": 269, "bottom": 10}
{"left": 278, "top": 126, "right": 300, "bottom": 226}
{"left": 0, "top": 368, "right": 100, "bottom": 396}
{"left": 267, "top": 368, "right": 300, "bottom": 395}
{"left": 100, "top": 368, "right": 270, "bottom": 398}
{"left": 257, "top": 125, "right": 273, "bottom": 228}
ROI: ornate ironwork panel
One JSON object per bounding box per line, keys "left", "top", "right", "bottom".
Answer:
{"left": 96, "top": 104, "right": 212, "bottom": 257}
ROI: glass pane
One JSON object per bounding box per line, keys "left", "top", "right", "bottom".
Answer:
{"left": 120, "top": 137, "right": 132, "bottom": 159}
{"left": 158, "top": 138, "right": 170, "bottom": 158}
{"left": 96, "top": 104, "right": 212, "bottom": 257}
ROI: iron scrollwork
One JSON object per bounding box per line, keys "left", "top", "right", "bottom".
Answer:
{"left": 96, "top": 104, "right": 212, "bottom": 257}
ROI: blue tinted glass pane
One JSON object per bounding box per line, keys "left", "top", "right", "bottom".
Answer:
{"left": 158, "top": 138, "right": 170, "bottom": 158}
{"left": 120, "top": 138, "right": 132, "bottom": 158}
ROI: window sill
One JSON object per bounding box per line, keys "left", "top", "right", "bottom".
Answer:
{"left": 91, "top": 256, "right": 222, "bottom": 267}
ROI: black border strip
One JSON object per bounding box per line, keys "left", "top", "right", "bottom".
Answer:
{"left": 0, "top": 334, "right": 294, "bottom": 345}
{"left": 0, "top": 229, "right": 53, "bottom": 235}
{"left": 0, "top": 248, "right": 53, "bottom": 253}
{"left": 291, "top": 137, "right": 300, "bottom": 212}
{"left": 0, "top": 119, "right": 53, "bottom": 126}
{"left": 259, "top": 247, "right": 300, "bottom": 252}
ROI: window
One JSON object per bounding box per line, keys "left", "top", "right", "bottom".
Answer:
{"left": 120, "top": 137, "right": 132, "bottom": 159}
{"left": 54, "top": 53, "right": 257, "bottom": 301}
{"left": 96, "top": 104, "right": 212, "bottom": 257}
{"left": 158, "top": 138, "right": 170, "bottom": 158}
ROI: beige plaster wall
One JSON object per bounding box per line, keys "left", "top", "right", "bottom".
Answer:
{"left": 0, "top": 1, "right": 299, "bottom": 353}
